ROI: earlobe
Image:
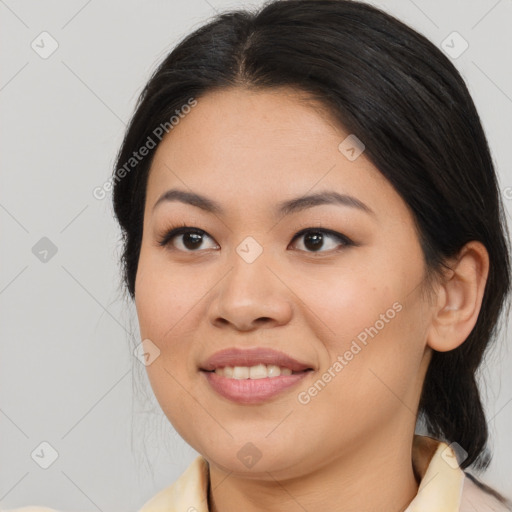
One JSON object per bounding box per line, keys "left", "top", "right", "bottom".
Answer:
{"left": 426, "top": 241, "right": 489, "bottom": 353}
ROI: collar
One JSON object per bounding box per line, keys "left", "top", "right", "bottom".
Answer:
{"left": 139, "top": 435, "right": 464, "bottom": 512}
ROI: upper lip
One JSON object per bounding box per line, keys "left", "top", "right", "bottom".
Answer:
{"left": 200, "top": 347, "right": 314, "bottom": 372}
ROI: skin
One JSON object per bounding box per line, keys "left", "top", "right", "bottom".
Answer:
{"left": 134, "top": 86, "right": 489, "bottom": 512}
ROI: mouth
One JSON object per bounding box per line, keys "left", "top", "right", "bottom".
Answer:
{"left": 199, "top": 347, "right": 315, "bottom": 404}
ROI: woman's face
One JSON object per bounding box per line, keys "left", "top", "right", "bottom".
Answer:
{"left": 135, "top": 87, "right": 435, "bottom": 478}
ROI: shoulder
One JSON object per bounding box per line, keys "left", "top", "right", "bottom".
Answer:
{"left": 460, "top": 473, "right": 512, "bottom": 512}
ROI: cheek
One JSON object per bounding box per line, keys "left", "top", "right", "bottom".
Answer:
{"left": 134, "top": 248, "right": 200, "bottom": 340}
{"left": 294, "top": 256, "right": 418, "bottom": 347}
{"left": 294, "top": 249, "right": 428, "bottom": 394}
{"left": 134, "top": 254, "right": 201, "bottom": 427}
{"left": 295, "top": 275, "right": 427, "bottom": 442}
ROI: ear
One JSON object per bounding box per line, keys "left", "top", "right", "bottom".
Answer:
{"left": 426, "top": 241, "right": 489, "bottom": 352}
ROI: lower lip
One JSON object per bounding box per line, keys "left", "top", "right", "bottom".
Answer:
{"left": 201, "top": 370, "right": 311, "bottom": 404}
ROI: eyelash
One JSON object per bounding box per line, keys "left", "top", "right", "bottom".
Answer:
{"left": 157, "top": 222, "right": 355, "bottom": 254}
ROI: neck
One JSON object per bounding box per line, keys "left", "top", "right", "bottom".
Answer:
{"left": 208, "top": 428, "right": 420, "bottom": 512}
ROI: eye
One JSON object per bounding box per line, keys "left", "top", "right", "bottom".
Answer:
{"left": 289, "top": 228, "right": 354, "bottom": 253}
{"left": 157, "top": 224, "right": 219, "bottom": 252}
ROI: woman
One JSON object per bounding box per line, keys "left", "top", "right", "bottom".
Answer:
{"left": 9, "top": 0, "right": 511, "bottom": 511}
{"left": 110, "top": 0, "right": 512, "bottom": 510}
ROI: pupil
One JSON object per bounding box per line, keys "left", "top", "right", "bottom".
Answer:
{"left": 184, "top": 232, "right": 203, "bottom": 250}
{"left": 305, "top": 232, "right": 323, "bottom": 251}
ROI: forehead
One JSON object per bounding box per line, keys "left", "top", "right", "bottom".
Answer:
{"left": 152, "top": 87, "right": 341, "bottom": 167}
{"left": 145, "top": 86, "right": 400, "bottom": 221}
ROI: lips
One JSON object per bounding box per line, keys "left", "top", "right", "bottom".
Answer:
{"left": 199, "top": 348, "right": 315, "bottom": 404}
{"left": 199, "top": 347, "right": 314, "bottom": 373}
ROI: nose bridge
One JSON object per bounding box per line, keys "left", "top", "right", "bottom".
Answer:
{"left": 209, "top": 236, "right": 292, "bottom": 330}
{"left": 223, "top": 236, "right": 274, "bottom": 306}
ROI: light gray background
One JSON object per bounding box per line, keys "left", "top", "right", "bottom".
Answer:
{"left": 1, "top": 0, "right": 511, "bottom": 510}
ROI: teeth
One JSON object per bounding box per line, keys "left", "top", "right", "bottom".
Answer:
{"left": 213, "top": 364, "right": 296, "bottom": 379}
{"left": 249, "top": 364, "right": 268, "bottom": 379}
{"left": 233, "top": 366, "right": 249, "bottom": 379}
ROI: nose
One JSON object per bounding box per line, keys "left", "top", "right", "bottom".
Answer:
{"left": 207, "top": 249, "right": 293, "bottom": 333}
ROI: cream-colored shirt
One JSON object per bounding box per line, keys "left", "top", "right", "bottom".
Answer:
{"left": 5, "top": 436, "right": 510, "bottom": 512}
{"left": 137, "top": 435, "right": 510, "bottom": 512}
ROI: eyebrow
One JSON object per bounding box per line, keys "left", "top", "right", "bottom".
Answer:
{"left": 152, "top": 188, "right": 374, "bottom": 217}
